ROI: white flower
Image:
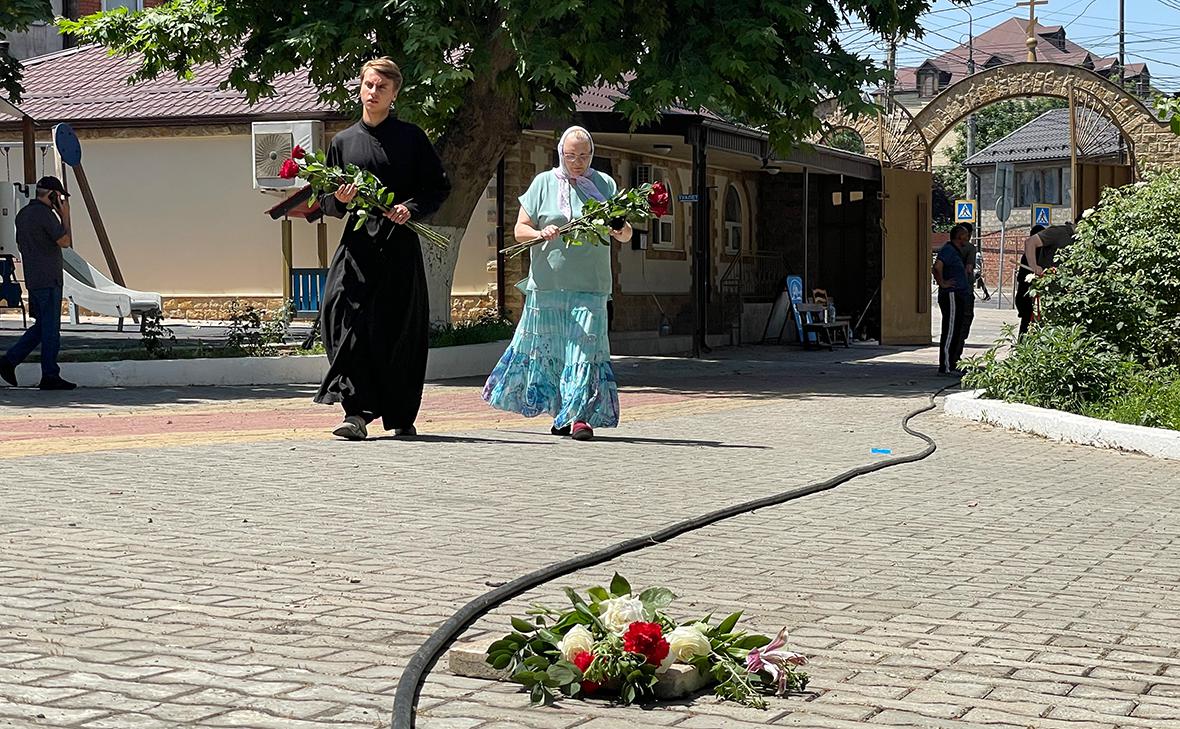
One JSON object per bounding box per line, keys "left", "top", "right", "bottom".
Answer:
{"left": 600, "top": 595, "right": 646, "bottom": 635}
{"left": 1082, "top": 207, "right": 1096, "bottom": 219}
{"left": 666, "top": 623, "right": 712, "bottom": 662}
{"left": 557, "top": 624, "right": 595, "bottom": 663}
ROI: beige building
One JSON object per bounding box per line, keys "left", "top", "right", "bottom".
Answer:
{"left": 4, "top": 46, "right": 920, "bottom": 348}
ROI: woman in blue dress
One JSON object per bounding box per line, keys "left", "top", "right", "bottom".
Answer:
{"left": 483, "top": 126, "right": 632, "bottom": 441}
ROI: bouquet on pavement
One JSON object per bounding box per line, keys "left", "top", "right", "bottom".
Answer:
{"left": 485, "top": 573, "right": 807, "bottom": 708}
{"left": 279, "top": 147, "right": 450, "bottom": 249}
{"left": 502, "top": 181, "right": 671, "bottom": 259}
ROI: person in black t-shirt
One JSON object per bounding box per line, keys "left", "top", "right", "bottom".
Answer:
{"left": 0, "top": 176, "right": 76, "bottom": 390}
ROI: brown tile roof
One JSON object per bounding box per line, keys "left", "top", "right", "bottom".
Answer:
{"left": 896, "top": 17, "right": 1148, "bottom": 92}
{"left": 7, "top": 45, "right": 341, "bottom": 126}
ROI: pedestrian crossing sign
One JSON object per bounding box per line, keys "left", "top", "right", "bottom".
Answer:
{"left": 1033, "top": 205, "right": 1051, "bottom": 227}
{"left": 955, "top": 199, "right": 977, "bottom": 223}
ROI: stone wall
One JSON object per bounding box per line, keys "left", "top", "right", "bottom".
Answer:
{"left": 450, "top": 291, "right": 498, "bottom": 324}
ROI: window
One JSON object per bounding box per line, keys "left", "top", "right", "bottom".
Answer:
{"left": 919, "top": 72, "right": 936, "bottom": 98}
{"left": 1017, "top": 168, "right": 1064, "bottom": 206}
{"left": 724, "top": 185, "right": 743, "bottom": 254}
{"left": 102, "top": 0, "right": 144, "bottom": 9}
{"left": 652, "top": 168, "right": 677, "bottom": 250}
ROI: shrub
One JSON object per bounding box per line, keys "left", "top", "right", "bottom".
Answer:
{"left": 1086, "top": 366, "right": 1180, "bottom": 431}
{"left": 1036, "top": 171, "right": 1180, "bottom": 367}
{"left": 429, "top": 309, "right": 515, "bottom": 348}
{"left": 962, "top": 324, "right": 1134, "bottom": 414}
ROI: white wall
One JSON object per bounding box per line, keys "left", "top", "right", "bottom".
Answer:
{"left": 451, "top": 178, "right": 497, "bottom": 295}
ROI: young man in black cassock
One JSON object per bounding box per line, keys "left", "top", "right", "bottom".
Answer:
{"left": 315, "top": 58, "right": 451, "bottom": 440}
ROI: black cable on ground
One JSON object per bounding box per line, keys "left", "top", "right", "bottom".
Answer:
{"left": 392, "top": 382, "right": 958, "bottom": 729}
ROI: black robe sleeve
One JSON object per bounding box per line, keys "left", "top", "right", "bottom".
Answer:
{"left": 403, "top": 126, "right": 451, "bottom": 219}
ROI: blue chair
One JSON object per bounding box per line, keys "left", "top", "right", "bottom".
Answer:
{"left": 786, "top": 275, "right": 818, "bottom": 346}
{"left": 290, "top": 268, "right": 328, "bottom": 317}
{"left": 0, "top": 255, "right": 26, "bottom": 328}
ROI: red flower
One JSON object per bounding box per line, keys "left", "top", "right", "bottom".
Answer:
{"left": 648, "top": 181, "right": 670, "bottom": 218}
{"left": 571, "top": 650, "right": 600, "bottom": 694}
{"left": 291, "top": 145, "right": 306, "bottom": 160}
{"left": 279, "top": 158, "right": 301, "bottom": 179}
{"left": 622, "top": 622, "right": 670, "bottom": 666}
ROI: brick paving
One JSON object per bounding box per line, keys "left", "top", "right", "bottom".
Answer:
{"left": 1, "top": 307, "right": 1178, "bottom": 728}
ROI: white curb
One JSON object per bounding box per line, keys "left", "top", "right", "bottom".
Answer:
{"left": 945, "top": 389, "right": 1180, "bottom": 461}
{"left": 14, "top": 340, "right": 510, "bottom": 388}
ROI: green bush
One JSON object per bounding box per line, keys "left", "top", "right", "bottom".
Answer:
{"left": 962, "top": 324, "right": 1134, "bottom": 414}
{"left": 429, "top": 309, "right": 515, "bottom": 348}
{"left": 1036, "top": 171, "right": 1180, "bottom": 368}
{"left": 1086, "top": 366, "right": 1180, "bottom": 431}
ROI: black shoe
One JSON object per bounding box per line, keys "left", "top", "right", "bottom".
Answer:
{"left": 38, "top": 376, "right": 77, "bottom": 391}
{"left": 550, "top": 424, "right": 571, "bottom": 436}
{"left": 0, "top": 358, "right": 16, "bottom": 387}
{"left": 394, "top": 425, "right": 417, "bottom": 437}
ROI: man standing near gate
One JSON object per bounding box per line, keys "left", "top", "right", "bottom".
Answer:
{"left": 0, "top": 176, "right": 76, "bottom": 390}
{"left": 932, "top": 223, "right": 972, "bottom": 376}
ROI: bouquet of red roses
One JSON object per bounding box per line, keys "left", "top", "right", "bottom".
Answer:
{"left": 486, "top": 573, "right": 807, "bottom": 708}
{"left": 279, "top": 147, "right": 450, "bottom": 249}
{"left": 501, "top": 181, "right": 671, "bottom": 259}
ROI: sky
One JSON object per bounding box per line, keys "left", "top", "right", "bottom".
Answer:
{"left": 838, "top": 0, "right": 1180, "bottom": 92}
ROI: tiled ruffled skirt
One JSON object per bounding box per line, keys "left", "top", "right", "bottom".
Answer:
{"left": 482, "top": 290, "right": 620, "bottom": 428}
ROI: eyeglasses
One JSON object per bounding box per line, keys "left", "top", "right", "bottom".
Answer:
{"left": 562, "top": 153, "right": 592, "bottom": 163}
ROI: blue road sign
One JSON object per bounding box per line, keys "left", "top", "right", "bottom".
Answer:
{"left": 955, "top": 199, "right": 977, "bottom": 223}
{"left": 1033, "top": 205, "right": 1051, "bottom": 227}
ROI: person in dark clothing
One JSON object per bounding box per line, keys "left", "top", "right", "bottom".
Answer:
{"left": 1015, "top": 224, "right": 1045, "bottom": 337}
{"left": 0, "top": 176, "right": 76, "bottom": 390}
{"left": 932, "top": 223, "right": 972, "bottom": 375}
{"left": 314, "top": 57, "right": 451, "bottom": 440}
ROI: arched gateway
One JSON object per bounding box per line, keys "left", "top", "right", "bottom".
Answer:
{"left": 820, "top": 62, "right": 1180, "bottom": 174}
{"left": 815, "top": 62, "right": 1179, "bottom": 347}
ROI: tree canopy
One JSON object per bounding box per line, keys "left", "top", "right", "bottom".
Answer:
{"left": 1, "top": 0, "right": 54, "bottom": 102}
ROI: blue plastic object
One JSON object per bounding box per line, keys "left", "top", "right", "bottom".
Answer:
{"left": 53, "top": 123, "right": 82, "bottom": 167}
{"left": 871, "top": 448, "right": 893, "bottom": 455}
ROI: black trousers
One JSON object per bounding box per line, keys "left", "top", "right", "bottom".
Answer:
{"left": 938, "top": 288, "right": 972, "bottom": 372}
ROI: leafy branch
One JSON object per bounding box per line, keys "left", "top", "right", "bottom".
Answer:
{"left": 282, "top": 148, "right": 450, "bottom": 249}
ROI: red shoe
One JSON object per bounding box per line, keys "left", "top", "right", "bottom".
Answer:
{"left": 571, "top": 421, "right": 594, "bottom": 441}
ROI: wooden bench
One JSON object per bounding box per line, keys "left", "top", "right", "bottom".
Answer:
{"left": 795, "top": 302, "right": 850, "bottom": 350}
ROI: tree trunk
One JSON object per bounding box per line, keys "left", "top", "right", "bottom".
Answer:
{"left": 421, "top": 36, "right": 522, "bottom": 325}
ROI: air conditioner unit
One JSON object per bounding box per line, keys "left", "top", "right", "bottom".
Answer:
{"left": 252, "top": 120, "right": 324, "bottom": 191}
{"left": 632, "top": 163, "right": 654, "bottom": 187}
{"left": 0, "top": 183, "right": 31, "bottom": 257}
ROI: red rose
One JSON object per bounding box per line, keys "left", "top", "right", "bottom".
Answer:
{"left": 648, "top": 181, "right": 670, "bottom": 218}
{"left": 279, "top": 158, "right": 301, "bottom": 179}
{"left": 571, "top": 650, "right": 600, "bottom": 694}
{"left": 291, "top": 145, "right": 306, "bottom": 160}
{"left": 622, "top": 622, "right": 670, "bottom": 666}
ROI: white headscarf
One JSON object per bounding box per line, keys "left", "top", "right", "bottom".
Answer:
{"left": 553, "top": 126, "right": 607, "bottom": 220}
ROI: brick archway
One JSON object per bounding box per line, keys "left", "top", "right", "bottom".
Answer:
{"left": 820, "top": 62, "right": 1179, "bottom": 172}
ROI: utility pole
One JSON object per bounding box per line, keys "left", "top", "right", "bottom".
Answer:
{"left": 886, "top": 34, "right": 897, "bottom": 114}
{"left": 966, "top": 14, "right": 976, "bottom": 203}
{"left": 1119, "top": 0, "right": 1126, "bottom": 84}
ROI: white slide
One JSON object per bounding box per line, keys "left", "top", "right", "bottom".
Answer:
{"left": 62, "top": 247, "right": 162, "bottom": 330}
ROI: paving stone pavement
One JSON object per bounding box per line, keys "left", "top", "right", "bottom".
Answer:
{"left": 1, "top": 308, "right": 1178, "bottom": 729}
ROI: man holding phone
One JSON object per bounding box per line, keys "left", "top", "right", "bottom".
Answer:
{"left": 0, "top": 176, "right": 76, "bottom": 390}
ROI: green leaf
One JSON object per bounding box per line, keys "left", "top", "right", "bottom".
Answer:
{"left": 610, "top": 573, "right": 631, "bottom": 597}
{"left": 523, "top": 656, "right": 550, "bottom": 672}
{"left": 511, "top": 617, "right": 537, "bottom": 633}
{"left": 638, "top": 587, "right": 676, "bottom": 612}
{"left": 716, "top": 611, "right": 743, "bottom": 635}
{"left": 488, "top": 653, "right": 512, "bottom": 670}
{"left": 587, "top": 586, "right": 610, "bottom": 603}
{"left": 546, "top": 662, "right": 578, "bottom": 686}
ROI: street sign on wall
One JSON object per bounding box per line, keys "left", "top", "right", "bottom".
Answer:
{"left": 1033, "top": 204, "right": 1051, "bottom": 227}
